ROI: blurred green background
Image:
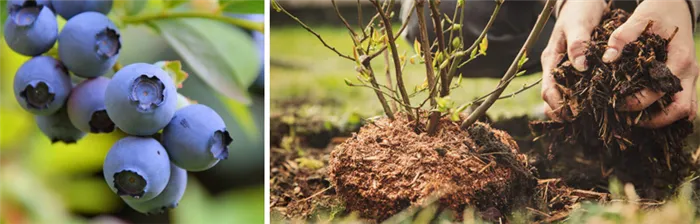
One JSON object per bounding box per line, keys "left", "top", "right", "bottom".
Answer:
{"left": 1, "top": 0, "right": 264, "bottom": 223}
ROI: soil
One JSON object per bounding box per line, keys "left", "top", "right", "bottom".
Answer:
{"left": 530, "top": 9, "right": 696, "bottom": 199}
{"left": 269, "top": 146, "right": 343, "bottom": 218}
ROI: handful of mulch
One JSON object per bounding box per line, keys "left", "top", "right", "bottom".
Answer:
{"left": 529, "top": 9, "right": 694, "bottom": 193}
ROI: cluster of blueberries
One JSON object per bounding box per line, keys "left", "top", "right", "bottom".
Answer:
{"left": 6, "top": 0, "right": 232, "bottom": 214}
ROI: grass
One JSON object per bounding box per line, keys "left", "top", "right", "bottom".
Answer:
{"left": 271, "top": 25, "right": 543, "bottom": 119}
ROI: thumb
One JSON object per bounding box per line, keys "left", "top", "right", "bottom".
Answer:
{"left": 602, "top": 18, "right": 648, "bottom": 63}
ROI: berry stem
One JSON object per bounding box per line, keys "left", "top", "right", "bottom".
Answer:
{"left": 121, "top": 12, "right": 264, "bottom": 33}
{"left": 113, "top": 62, "right": 123, "bottom": 72}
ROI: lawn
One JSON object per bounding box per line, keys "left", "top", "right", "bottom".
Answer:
{"left": 270, "top": 25, "right": 544, "bottom": 119}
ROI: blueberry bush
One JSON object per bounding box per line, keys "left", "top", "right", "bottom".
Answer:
{"left": 1, "top": 0, "right": 264, "bottom": 223}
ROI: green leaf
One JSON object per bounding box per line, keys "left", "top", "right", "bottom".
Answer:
{"left": 220, "top": 0, "right": 264, "bottom": 14}
{"left": 114, "top": 0, "right": 147, "bottom": 15}
{"left": 436, "top": 96, "right": 454, "bottom": 113}
{"left": 478, "top": 35, "right": 488, "bottom": 55}
{"left": 271, "top": 0, "right": 282, "bottom": 12}
{"left": 218, "top": 94, "right": 258, "bottom": 141}
{"left": 152, "top": 18, "right": 261, "bottom": 104}
{"left": 154, "top": 60, "right": 190, "bottom": 88}
{"left": 162, "top": 0, "right": 189, "bottom": 9}
{"left": 174, "top": 178, "right": 264, "bottom": 224}
{"left": 518, "top": 52, "right": 529, "bottom": 68}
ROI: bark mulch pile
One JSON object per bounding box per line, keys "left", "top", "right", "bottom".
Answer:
{"left": 529, "top": 9, "right": 696, "bottom": 199}
{"left": 328, "top": 114, "right": 538, "bottom": 221}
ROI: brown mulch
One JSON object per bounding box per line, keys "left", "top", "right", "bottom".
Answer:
{"left": 269, "top": 112, "right": 610, "bottom": 222}
{"left": 269, "top": 146, "right": 343, "bottom": 218}
{"left": 328, "top": 113, "right": 538, "bottom": 221}
{"left": 529, "top": 9, "right": 696, "bottom": 199}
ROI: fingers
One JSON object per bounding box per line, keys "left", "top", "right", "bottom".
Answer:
{"left": 544, "top": 102, "right": 564, "bottom": 122}
{"left": 618, "top": 88, "right": 665, "bottom": 111}
{"left": 638, "top": 78, "right": 696, "bottom": 128}
{"left": 602, "top": 18, "right": 647, "bottom": 63}
{"left": 565, "top": 21, "right": 596, "bottom": 71}
{"left": 541, "top": 31, "right": 566, "bottom": 113}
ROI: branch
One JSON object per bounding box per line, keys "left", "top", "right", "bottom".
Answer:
{"left": 429, "top": 0, "right": 450, "bottom": 97}
{"left": 371, "top": 0, "right": 414, "bottom": 120}
{"left": 415, "top": 0, "right": 441, "bottom": 135}
{"left": 361, "top": 59, "right": 396, "bottom": 120}
{"left": 447, "top": 0, "right": 503, "bottom": 85}
{"left": 461, "top": 0, "right": 555, "bottom": 129}
{"left": 273, "top": 2, "right": 354, "bottom": 61}
{"left": 122, "top": 11, "right": 264, "bottom": 33}
{"left": 332, "top": 0, "right": 359, "bottom": 40}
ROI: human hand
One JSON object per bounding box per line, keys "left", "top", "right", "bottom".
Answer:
{"left": 602, "top": 0, "right": 698, "bottom": 128}
{"left": 541, "top": 0, "right": 607, "bottom": 121}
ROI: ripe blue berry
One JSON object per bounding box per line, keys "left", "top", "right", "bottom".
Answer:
{"left": 8, "top": 0, "right": 52, "bottom": 11}
{"left": 4, "top": 0, "right": 58, "bottom": 56}
{"left": 67, "top": 77, "right": 115, "bottom": 133}
{"left": 58, "top": 12, "right": 120, "bottom": 78}
{"left": 35, "top": 106, "right": 86, "bottom": 144}
{"left": 103, "top": 136, "right": 171, "bottom": 201}
{"left": 105, "top": 63, "right": 177, "bottom": 136}
{"left": 52, "top": 0, "right": 112, "bottom": 20}
{"left": 123, "top": 163, "right": 187, "bottom": 214}
{"left": 162, "top": 104, "right": 232, "bottom": 171}
{"left": 13, "top": 56, "right": 72, "bottom": 115}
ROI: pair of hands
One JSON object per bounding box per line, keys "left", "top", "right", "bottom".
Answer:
{"left": 541, "top": 0, "right": 699, "bottom": 128}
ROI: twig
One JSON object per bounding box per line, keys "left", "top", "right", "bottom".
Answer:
{"left": 274, "top": 2, "right": 354, "bottom": 61}
{"left": 415, "top": 0, "right": 441, "bottom": 135}
{"left": 383, "top": 28, "right": 398, "bottom": 112}
{"left": 349, "top": 79, "right": 418, "bottom": 110}
{"left": 332, "top": 0, "right": 358, "bottom": 41}
{"left": 296, "top": 186, "right": 334, "bottom": 202}
{"left": 358, "top": 0, "right": 365, "bottom": 37}
{"left": 447, "top": 0, "right": 503, "bottom": 86}
{"left": 371, "top": 0, "right": 414, "bottom": 120}
{"left": 122, "top": 11, "right": 263, "bottom": 33}
{"left": 362, "top": 60, "right": 396, "bottom": 120}
{"left": 526, "top": 207, "right": 551, "bottom": 218}
{"left": 429, "top": 0, "right": 450, "bottom": 97}
{"left": 461, "top": 0, "right": 555, "bottom": 129}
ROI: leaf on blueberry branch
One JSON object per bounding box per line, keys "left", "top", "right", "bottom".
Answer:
{"left": 163, "top": 0, "right": 189, "bottom": 9}
{"left": 154, "top": 60, "right": 189, "bottom": 89}
{"left": 152, "top": 18, "right": 260, "bottom": 104}
{"left": 478, "top": 34, "right": 488, "bottom": 56}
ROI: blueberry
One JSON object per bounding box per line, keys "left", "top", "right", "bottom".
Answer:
{"left": 7, "top": 0, "right": 53, "bottom": 12}
{"left": 52, "top": 0, "right": 112, "bottom": 20}
{"left": 105, "top": 63, "right": 177, "bottom": 136}
{"left": 123, "top": 163, "right": 187, "bottom": 214}
{"left": 162, "top": 104, "right": 232, "bottom": 171}
{"left": 67, "top": 77, "right": 115, "bottom": 133}
{"left": 103, "top": 136, "right": 171, "bottom": 201}
{"left": 13, "top": 56, "right": 72, "bottom": 115}
{"left": 35, "top": 106, "right": 86, "bottom": 144}
{"left": 58, "top": 12, "right": 120, "bottom": 78}
{"left": 4, "top": 0, "right": 57, "bottom": 56}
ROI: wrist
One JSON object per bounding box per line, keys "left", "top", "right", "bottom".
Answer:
{"left": 638, "top": 0, "right": 695, "bottom": 30}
